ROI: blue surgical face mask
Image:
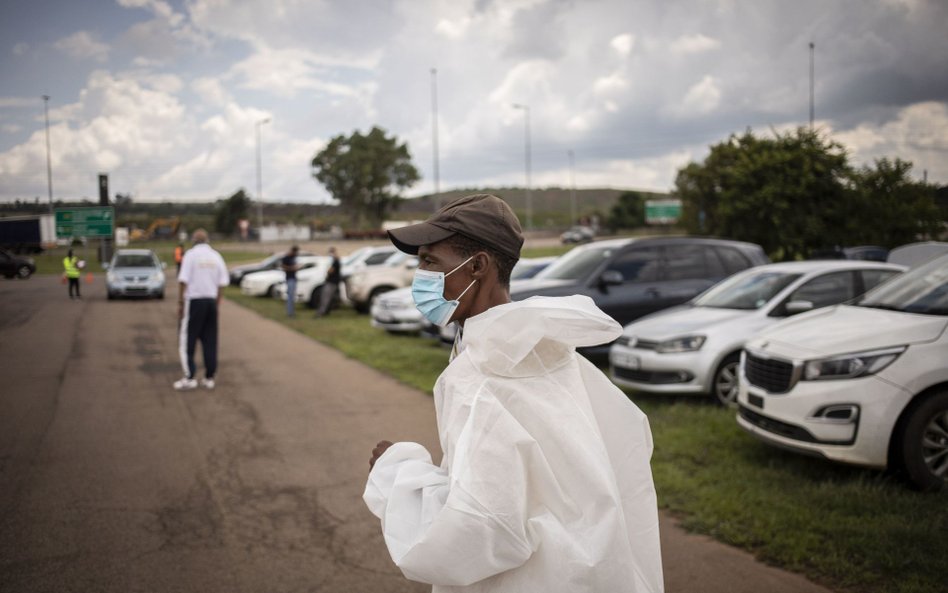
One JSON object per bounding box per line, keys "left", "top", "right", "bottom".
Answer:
{"left": 412, "top": 256, "right": 477, "bottom": 327}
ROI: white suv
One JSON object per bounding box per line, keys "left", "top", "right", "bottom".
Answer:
{"left": 346, "top": 252, "right": 418, "bottom": 313}
{"left": 737, "top": 253, "right": 948, "bottom": 490}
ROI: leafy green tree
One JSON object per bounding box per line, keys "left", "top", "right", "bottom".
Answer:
{"left": 214, "top": 189, "right": 251, "bottom": 236}
{"left": 608, "top": 191, "right": 647, "bottom": 230}
{"left": 676, "top": 128, "right": 852, "bottom": 260}
{"left": 311, "top": 126, "right": 420, "bottom": 227}
{"left": 844, "top": 158, "right": 941, "bottom": 247}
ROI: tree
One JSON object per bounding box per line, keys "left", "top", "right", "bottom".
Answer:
{"left": 214, "top": 189, "right": 251, "bottom": 236}
{"left": 311, "top": 126, "right": 420, "bottom": 228}
{"left": 676, "top": 128, "right": 852, "bottom": 260}
{"left": 608, "top": 191, "right": 647, "bottom": 230}
{"left": 844, "top": 158, "right": 941, "bottom": 247}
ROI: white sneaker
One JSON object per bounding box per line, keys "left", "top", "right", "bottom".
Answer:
{"left": 174, "top": 377, "right": 198, "bottom": 391}
{"left": 200, "top": 378, "right": 216, "bottom": 390}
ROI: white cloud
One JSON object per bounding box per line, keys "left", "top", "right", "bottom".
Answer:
{"left": 191, "top": 77, "right": 231, "bottom": 107}
{"left": 670, "top": 33, "right": 721, "bottom": 55}
{"left": 610, "top": 33, "right": 635, "bottom": 56}
{"left": 666, "top": 75, "right": 722, "bottom": 117}
{"left": 831, "top": 101, "right": 948, "bottom": 180}
{"left": 435, "top": 17, "right": 471, "bottom": 39}
{"left": 54, "top": 31, "right": 110, "bottom": 63}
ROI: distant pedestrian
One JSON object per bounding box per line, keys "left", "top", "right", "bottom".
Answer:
{"left": 63, "top": 249, "right": 81, "bottom": 299}
{"left": 174, "top": 242, "right": 185, "bottom": 276}
{"left": 174, "top": 229, "right": 229, "bottom": 391}
{"left": 282, "top": 245, "right": 300, "bottom": 317}
{"left": 315, "top": 246, "right": 341, "bottom": 317}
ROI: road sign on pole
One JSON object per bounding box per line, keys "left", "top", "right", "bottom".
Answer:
{"left": 55, "top": 207, "right": 115, "bottom": 238}
{"left": 645, "top": 199, "right": 682, "bottom": 225}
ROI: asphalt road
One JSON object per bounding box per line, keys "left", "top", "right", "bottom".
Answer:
{"left": 0, "top": 273, "right": 834, "bottom": 593}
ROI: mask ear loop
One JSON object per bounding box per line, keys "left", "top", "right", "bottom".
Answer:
{"left": 453, "top": 277, "right": 477, "bottom": 302}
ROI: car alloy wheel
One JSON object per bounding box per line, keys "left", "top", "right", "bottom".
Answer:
{"left": 713, "top": 355, "right": 741, "bottom": 406}
{"left": 899, "top": 389, "right": 948, "bottom": 491}
{"left": 16, "top": 265, "right": 32, "bottom": 279}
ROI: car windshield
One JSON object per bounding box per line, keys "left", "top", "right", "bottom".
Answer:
{"left": 857, "top": 254, "right": 948, "bottom": 315}
{"left": 114, "top": 254, "right": 157, "bottom": 268}
{"left": 534, "top": 244, "right": 614, "bottom": 281}
{"left": 694, "top": 271, "right": 801, "bottom": 310}
{"left": 343, "top": 248, "right": 368, "bottom": 266}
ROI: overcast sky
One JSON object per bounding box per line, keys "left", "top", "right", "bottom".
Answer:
{"left": 1, "top": 0, "right": 946, "bottom": 204}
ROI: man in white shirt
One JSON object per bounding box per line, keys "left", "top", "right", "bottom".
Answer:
{"left": 174, "top": 229, "right": 229, "bottom": 391}
{"left": 364, "top": 194, "right": 664, "bottom": 592}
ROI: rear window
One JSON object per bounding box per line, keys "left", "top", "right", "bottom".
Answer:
{"left": 114, "top": 254, "right": 157, "bottom": 268}
{"left": 714, "top": 247, "right": 752, "bottom": 275}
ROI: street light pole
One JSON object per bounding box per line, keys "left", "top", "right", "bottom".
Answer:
{"left": 43, "top": 95, "right": 53, "bottom": 215}
{"left": 809, "top": 42, "right": 815, "bottom": 128}
{"left": 431, "top": 67, "right": 441, "bottom": 211}
{"left": 512, "top": 103, "right": 532, "bottom": 230}
{"left": 567, "top": 149, "right": 576, "bottom": 225}
{"left": 255, "top": 117, "right": 271, "bottom": 238}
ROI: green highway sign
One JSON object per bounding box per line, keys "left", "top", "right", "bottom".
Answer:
{"left": 55, "top": 207, "right": 115, "bottom": 238}
{"left": 645, "top": 199, "right": 682, "bottom": 225}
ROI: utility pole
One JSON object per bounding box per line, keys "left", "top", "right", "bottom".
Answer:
{"left": 431, "top": 67, "right": 441, "bottom": 211}
{"left": 512, "top": 103, "right": 532, "bottom": 230}
{"left": 809, "top": 42, "right": 815, "bottom": 128}
{"left": 43, "top": 95, "right": 53, "bottom": 215}
{"left": 255, "top": 117, "right": 271, "bottom": 238}
{"left": 567, "top": 149, "right": 577, "bottom": 225}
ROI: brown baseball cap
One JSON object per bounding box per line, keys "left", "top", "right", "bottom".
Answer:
{"left": 388, "top": 194, "right": 524, "bottom": 260}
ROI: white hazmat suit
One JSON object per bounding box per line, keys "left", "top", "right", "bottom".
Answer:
{"left": 364, "top": 295, "right": 664, "bottom": 592}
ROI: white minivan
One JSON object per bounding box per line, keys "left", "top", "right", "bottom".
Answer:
{"left": 737, "top": 253, "right": 948, "bottom": 490}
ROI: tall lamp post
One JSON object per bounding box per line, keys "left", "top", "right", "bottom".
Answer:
{"left": 512, "top": 103, "right": 532, "bottom": 230}
{"left": 567, "top": 149, "right": 577, "bottom": 225}
{"left": 430, "top": 67, "right": 441, "bottom": 211}
{"left": 255, "top": 117, "right": 271, "bottom": 238}
{"left": 809, "top": 42, "right": 815, "bottom": 128}
{"left": 43, "top": 95, "right": 53, "bottom": 215}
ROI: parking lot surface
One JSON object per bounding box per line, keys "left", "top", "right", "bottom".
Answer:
{"left": 0, "top": 274, "right": 834, "bottom": 593}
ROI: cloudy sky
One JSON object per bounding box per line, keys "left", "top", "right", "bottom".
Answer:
{"left": 1, "top": 0, "right": 946, "bottom": 204}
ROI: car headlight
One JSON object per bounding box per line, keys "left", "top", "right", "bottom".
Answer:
{"left": 803, "top": 346, "right": 906, "bottom": 381}
{"left": 656, "top": 335, "right": 706, "bottom": 353}
{"left": 151, "top": 272, "right": 164, "bottom": 282}
{"left": 107, "top": 271, "right": 117, "bottom": 282}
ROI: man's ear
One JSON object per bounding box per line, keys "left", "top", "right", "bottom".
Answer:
{"left": 471, "top": 252, "right": 491, "bottom": 278}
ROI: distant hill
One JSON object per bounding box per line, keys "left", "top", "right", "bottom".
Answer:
{"left": 394, "top": 187, "right": 671, "bottom": 227}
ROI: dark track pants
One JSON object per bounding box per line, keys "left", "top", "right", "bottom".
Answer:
{"left": 179, "top": 298, "right": 219, "bottom": 380}
{"left": 68, "top": 277, "right": 80, "bottom": 298}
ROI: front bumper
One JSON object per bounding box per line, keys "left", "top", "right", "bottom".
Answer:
{"left": 737, "top": 371, "right": 909, "bottom": 468}
{"left": 371, "top": 304, "right": 424, "bottom": 332}
{"left": 609, "top": 344, "right": 710, "bottom": 394}
{"left": 107, "top": 279, "right": 164, "bottom": 297}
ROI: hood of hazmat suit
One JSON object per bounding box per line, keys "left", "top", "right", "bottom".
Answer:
{"left": 364, "top": 295, "right": 664, "bottom": 593}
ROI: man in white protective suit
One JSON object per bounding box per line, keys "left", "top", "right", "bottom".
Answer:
{"left": 364, "top": 193, "right": 664, "bottom": 593}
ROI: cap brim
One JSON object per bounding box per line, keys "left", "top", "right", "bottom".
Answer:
{"left": 387, "top": 222, "right": 455, "bottom": 255}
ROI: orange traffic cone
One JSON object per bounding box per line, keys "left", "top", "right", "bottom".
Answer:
{"left": 85, "top": 272, "right": 94, "bottom": 283}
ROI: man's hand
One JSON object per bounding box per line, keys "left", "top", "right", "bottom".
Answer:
{"left": 369, "top": 440, "right": 394, "bottom": 470}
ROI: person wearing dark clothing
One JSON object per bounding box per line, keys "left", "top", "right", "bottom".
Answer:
{"left": 282, "top": 245, "right": 300, "bottom": 317}
{"left": 316, "top": 246, "right": 341, "bottom": 316}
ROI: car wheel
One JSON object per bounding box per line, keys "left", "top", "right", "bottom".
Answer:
{"left": 712, "top": 354, "right": 741, "bottom": 406}
{"left": 156, "top": 291, "right": 164, "bottom": 300}
{"left": 107, "top": 292, "right": 116, "bottom": 300}
{"left": 265, "top": 284, "right": 276, "bottom": 298}
{"left": 898, "top": 389, "right": 948, "bottom": 491}
{"left": 16, "top": 265, "right": 32, "bottom": 279}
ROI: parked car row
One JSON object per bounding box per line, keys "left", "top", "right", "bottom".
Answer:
{"left": 362, "top": 236, "right": 948, "bottom": 490}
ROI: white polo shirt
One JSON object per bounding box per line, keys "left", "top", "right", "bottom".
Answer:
{"left": 178, "top": 243, "right": 229, "bottom": 300}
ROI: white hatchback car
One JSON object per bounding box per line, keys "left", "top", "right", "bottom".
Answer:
{"left": 737, "top": 253, "right": 948, "bottom": 490}
{"left": 609, "top": 261, "right": 904, "bottom": 405}
{"left": 239, "top": 255, "right": 324, "bottom": 297}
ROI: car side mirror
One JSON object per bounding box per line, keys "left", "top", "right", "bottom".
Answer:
{"left": 102, "top": 262, "right": 110, "bottom": 270}
{"left": 161, "top": 262, "right": 167, "bottom": 270}
{"left": 785, "top": 300, "right": 814, "bottom": 315}
{"left": 600, "top": 270, "right": 624, "bottom": 286}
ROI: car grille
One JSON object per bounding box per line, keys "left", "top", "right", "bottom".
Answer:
{"left": 738, "top": 406, "right": 816, "bottom": 443}
{"left": 612, "top": 367, "right": 692, "bottom": 385}
{"left": 123, "top": 275, "right": 150, "bottom": 282}
{"left": 744, "top": 352, "right": 796, "bottom": 394}
{"left": 614, "top": 336, "right": 658, "bottom": 350}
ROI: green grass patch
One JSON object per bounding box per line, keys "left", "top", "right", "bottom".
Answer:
{"left": 225, "top": 289, "right": 948, "bottom": 593}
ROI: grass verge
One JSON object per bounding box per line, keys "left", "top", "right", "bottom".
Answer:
{"left": 226, "top": 285, "right": 947, "bottom": 593}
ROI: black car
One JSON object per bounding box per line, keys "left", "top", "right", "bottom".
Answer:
{"left": 0, "top": 248, "right": 36, "bottom": 279}
{"left": 228, "top": 251, "right": 314, "bottom": 285}
{"left": 511, "top": 236, "right": 769, "bottom": 358}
